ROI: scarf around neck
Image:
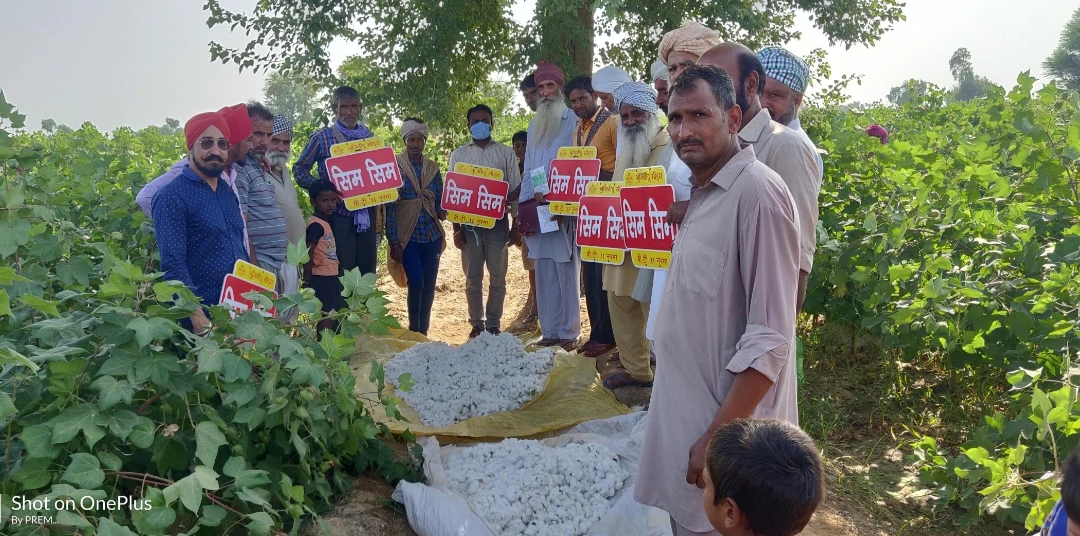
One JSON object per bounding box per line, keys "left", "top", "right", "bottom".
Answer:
{"left": 335, "top": 119, "right": 373, "bottom": 140}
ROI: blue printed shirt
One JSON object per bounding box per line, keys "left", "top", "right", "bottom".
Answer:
{"left": 152, "top": 165, "right": 249, "bottom": 306}
{"left": 385, "top": 160, "right": 444, "bottom": 245}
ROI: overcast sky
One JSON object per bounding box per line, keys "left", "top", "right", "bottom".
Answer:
{"left": 2, "top": 0, "right": 1075, "bottom": 132}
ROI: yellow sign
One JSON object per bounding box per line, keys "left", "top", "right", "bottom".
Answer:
{"left": 447, "top": 211, "right": 497, "bottom": 229}
{"left": 330, "top": 137, "right": 385, "bottom": 157}
{"left": 557, "top": 146, "right": 598, "bottom": 159}
{"left": 549, "top": 202, "right": 579, "bottom": 216}
{"left": 454, "top": 163, "right": 504, "bottom": 181}
{"left": 581, "top": 247, "right": 625, "bottom": 265}
{"left": 344, "top": 188, "right": 399, "bottom": 210}
{"left": 624, "top": 166, "right": 667, "bottom": 187}
{"left": 631, "top": 250, "right": 672, "bottom": 269}
{"left": 232, "top": 260, "right": 276, "bottom": 290}
{"left": 586, "top": 181, "right": 623, "bottom": 197}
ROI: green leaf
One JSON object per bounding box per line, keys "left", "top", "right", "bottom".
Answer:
{"left": 234, "top": 469, "right": 271, "bottom": 488}
{"left": 199, "top": 504, "right": 227, "bottom": 527}
{"left": 396, "top": 372, "right": 416, "bottom": 392}
{"left": 97, "top": 351, "right": 139, "bottom": 377}
{"left": 62, "top": 452, "right": 105, "bottom": 488}
{"left": 0, "top": 266, "right": 32, "bottom": 284}
{"left": 964, "top": 446, "right": 991, "bottom": 466}
{"left": 0, "top": 219, "right": 31, "bottom": 258}
{"left": 20, "top": 294, "right": 61, "bottom": 317}
{"left": 0, "top": 289, "right": 11, "bottom": 317}
{"left": 232, "top": 406, "right": 267, "bottom": 429}
{"left": 90, "top": 375, "right": 135, "bottom": 410}
{"left": 131, "top": 487, "right": 176, "bottom": 534}
{"left": 97, "top": 451, "right": 122, "bottom": 471}
{"left": 21, "top": 424, "right": 61, "bottom": 459}
{"left": 285, "top": 355, "right": 326, "bottom": 388}
{"left": 127, "top": 416, "right": 156, "bottom": 449}
{"left": 237, "top": 487, "right": 273, "bottom": 508}
{"left": 195, "top": 421, "right": 227, "bottom": 467}
{"left": 0, "top": 347, "right": 38, "bottom": 372}
{"left": 287, "top": 240, "right": 310, "bottom": 268}
{"left": 50, "top": 403, "right": 105, "bottom": 447}
{"left": 221, "top": 353, "right": 252, "bottom": 382}
{"left": 928, "top": 256, "right": 953, "bottom": 272}
{"left": 196, "top": 344, "right": 228, "bottom": 374}
{"left": 135, "top": 353, "right": 181, "bottom": 388}
{"left": 99, "top": 409, "right": 141, "bottom": 440}
{"left": 0, "top": 391, "right": 16, "bottom": 424}
{"left": 223, "top": 456, "right": 246, "bottom": 478}
{"left": 12, "top": 457, "right": 52, "bottom": 489}
{"left": 127, "top": 317, "right": 175, "bottom": 347}
{"left": 96, "top": 517, "right": 139, "bottom": 536}
{"left": 163, "top": 466, "right": 219, "bottom": 514}
{"left": 245, "top": 512, "right": 275, "bottom": 536}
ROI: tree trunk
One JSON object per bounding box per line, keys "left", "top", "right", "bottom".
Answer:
{"left": 536, "top": 0, "right": 594, "bottom": 78}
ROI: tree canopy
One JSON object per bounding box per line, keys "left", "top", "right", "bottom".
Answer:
{"left": 948, "top": 47, "right": 995, "bottom": 102}
{"left": 204, "top": 0, "right": 904, "bottom": 133}
{"left": 1044, "top": 7, "right": 1080, "bottom": 92}
{"left": 263, "top": 71, "right": 320, "bottom": 124}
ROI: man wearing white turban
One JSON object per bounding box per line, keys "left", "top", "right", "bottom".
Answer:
{"left": 601, "top": 81, "right": 670, "bottom": 390}
{"left": 651, "top": 58, "right": 671, "bottom": 114}
{"left": 592, "top": 65, "right": 633, "bottom": 113}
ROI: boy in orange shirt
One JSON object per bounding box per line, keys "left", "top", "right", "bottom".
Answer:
{"left": 305, "top": 182, "right": 342, "bottom": 335}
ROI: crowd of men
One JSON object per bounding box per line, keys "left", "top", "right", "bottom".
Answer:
{"left": 140, "top": 18, "right": 833, "bottom": 536}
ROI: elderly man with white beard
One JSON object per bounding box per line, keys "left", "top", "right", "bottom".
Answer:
{"left": 264, "top": 116, "right": 305, "bottom": 296}
{"left": 601, "top": 81, "right": 670, "bottom": 390}
{"left": 520, "top": 61, "right": 581, "bottom": 351}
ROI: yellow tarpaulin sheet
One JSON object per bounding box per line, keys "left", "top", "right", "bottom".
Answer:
{"left": 350, "top": 329, "right": 630, "bottom": 442}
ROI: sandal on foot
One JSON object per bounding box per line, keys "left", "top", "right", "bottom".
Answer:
{"left": 584, "top": 343, "right": 616, "bottom": 358}
{"left": 602, "top": 372, "right": 653, "bottom": 389}
{"left": 607, "top": 352, "right": 622, "bottom": 363}
{"left": 559, "top": 339, "right": 579, "bottom": 352}
{"left": 536, "top": 338, "right": 561, "bottom": 347}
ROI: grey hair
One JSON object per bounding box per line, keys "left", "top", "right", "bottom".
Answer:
{"left": 669, "top": 64, "right": 737, "bottom": 110}
{"left": 331, "top": 86, "right": 362, "bottom": 109}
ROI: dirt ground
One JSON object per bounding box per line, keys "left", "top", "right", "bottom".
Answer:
{"left": 320, "top": 222, "right": 892, "bottom": 535}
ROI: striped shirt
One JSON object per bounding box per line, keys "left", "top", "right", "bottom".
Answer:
{"left": 449, "top": 140, "right": 522, "bottom": 232}
{"left": 235, "top": 155, "right": 288, "bottom": 270}
{"left": 292, "top": 125, "right": 373, "bottom": 218}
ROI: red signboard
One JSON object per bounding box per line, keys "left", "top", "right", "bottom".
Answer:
{"left": 547, "top": 159, "right": 601, "bottom": 203}
{"left": 219, "top": 274, "right": 278, "bottom": 318}
{"left": 323, "top": 146, "right": 403, "bottom": 201}
{"left": 620, "top": 184, "right": 678, "bottom": 252}
{"left": 576, "top": 195, "right": 626, "bottom": 249}
{"left": 441, "top": 172, "right": 510, "bottom": 220}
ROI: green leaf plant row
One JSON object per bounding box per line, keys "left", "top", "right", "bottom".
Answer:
{"left": 802, "top": 75, "right": 1080, "bottom": 531}
{"left": 0, "top": 90, "right": 419, "bottom": 535}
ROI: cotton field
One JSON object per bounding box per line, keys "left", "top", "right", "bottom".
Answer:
{"left": 444, "top": 439, "right": 629, "bottom": 536}
{"left": 384, "top": 332, "right": 555, "bottom": 426}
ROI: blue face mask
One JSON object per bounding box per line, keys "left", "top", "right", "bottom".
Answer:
{"left": 470, "top": 121, "right": 492, "bottom": 140}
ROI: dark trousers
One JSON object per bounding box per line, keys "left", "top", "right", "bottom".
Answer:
{"left": 402, "top": 240, "right": 442, "bottom": 335}
{"left": 330, "top": 210, "right": 378, "bottom": 276}
{"left": 583, "top": 261, "right": 615, "bottom": 344}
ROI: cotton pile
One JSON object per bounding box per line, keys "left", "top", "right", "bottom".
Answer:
{"left": 444, "top": 438, "right": 629, "bottom": 536}
{"left": 385, "top": 332, "right": 555, "bottom": 426}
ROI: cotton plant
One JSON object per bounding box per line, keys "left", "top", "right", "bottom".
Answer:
{"left": 444, "top": 439, "right": 629, "bottom": 536}
{"left": 385, "top": 332, "right": 555, "bottom": 426}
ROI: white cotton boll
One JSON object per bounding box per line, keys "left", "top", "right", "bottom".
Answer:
{"left": 385, "top": 333, "right": 555, "bottom": 426}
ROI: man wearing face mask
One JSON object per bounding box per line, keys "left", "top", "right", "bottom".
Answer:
{"left": 448, "top": 105, "right": 523, "bottom": 338}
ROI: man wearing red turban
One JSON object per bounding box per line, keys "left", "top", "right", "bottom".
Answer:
{"left": 151, "top": 112, "right": 250, "bottom": 333}
{"left": 517, "top": 60, "right": 583, "bottom": 351}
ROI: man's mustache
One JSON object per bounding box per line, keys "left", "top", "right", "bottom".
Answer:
{"left": 203, "top": 155, "right": 225, "bottom": 163}
{"left": 676, "top": 139, "right": 704, "bottom": 150}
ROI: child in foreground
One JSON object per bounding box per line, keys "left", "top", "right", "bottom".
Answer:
{"left": 702, "top": 419, "right": 824, "bottom": 536}
{"left": 1041, "top": 445, "right": 1080, "bottom": 535}
{"left": 305, "top": 181, "right": 342, "bottom": 335}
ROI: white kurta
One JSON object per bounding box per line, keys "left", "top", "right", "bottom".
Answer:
{"left": 645, "top": 144, "right": 693, "bottom": 341}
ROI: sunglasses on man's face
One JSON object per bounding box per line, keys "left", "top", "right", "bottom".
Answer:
{"left": 199, "top": 137, "right": 230, "bottom": 151}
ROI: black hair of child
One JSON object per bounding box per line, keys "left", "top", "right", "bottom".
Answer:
{"left": 1063, "top": 446, "right": 1080, "bottom": 522}
{"left": 307, "top": 180, "right": 340, "bottom": 203}
{"left": 706, "top": 419, "right": 824, "bottom": 536}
